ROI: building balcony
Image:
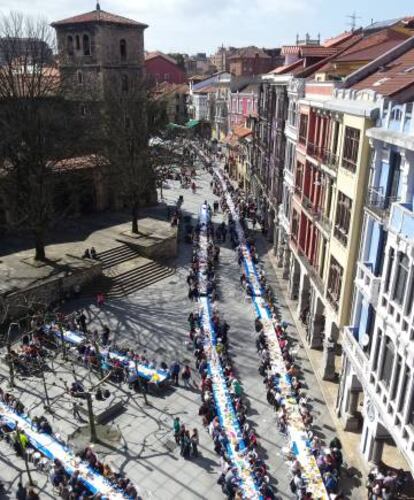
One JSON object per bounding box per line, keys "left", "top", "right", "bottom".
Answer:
{"left": 389, "top": 202, "right": 414, "bottom": 239}
{"left": 307, "top": 142, "right": 322, "bottom": 159}
{"left": 326, "top": 288, "right": 340, "bottom": 311}
{"left": 321, "top": 149, "right": 339, "bottom": 172}
{"left": 355, "top": 262, "right": 382, "bottom": 307}
{"left": 333, "top": 224, "right": 348, "bottom": 247}
{"left": 296, "top": 247, "right": 324, "bottom": 296}
{"left": 343, "top": 326, "right": 370, "bottom": 380}
{"left": 366, "top": 187, "right": 399, "bottom": 220}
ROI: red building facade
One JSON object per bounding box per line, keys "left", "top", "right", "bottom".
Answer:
{"left": 145, "top": 52, "right": 186, "bottom": 84}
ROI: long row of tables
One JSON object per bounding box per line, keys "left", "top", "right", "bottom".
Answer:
{"left": 212, "top": 164, "right": 329, "bottom": 499}
{"left": 48, "top": 325, "right": 169, "bottom": 384}
{"left": 0, "top": 402, "right": 128, "bottom": 498}
{"left": 197, "top": 203, "right": 263, "bottom": 500}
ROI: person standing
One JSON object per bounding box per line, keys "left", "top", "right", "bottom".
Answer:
{"left": 173, "top": 417, "right": 180, "bottom": 444}
{"left": 170, "top": 361, "right": 180, "bottom": 386}
{"left": 182, "top": 365, "right": 191, "bottom": 388}
{"left": 78, "top": 310, "right": 87, "bottom": 333}
{"left": 190, "top": 428, "right": 199, "bottom": 457}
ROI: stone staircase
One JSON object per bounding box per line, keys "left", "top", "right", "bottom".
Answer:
{"left": 83, "top": 244, "right": 175, "bottom": 298}
{"left": 97, "top": 244, "right": 141, "bottom": 270}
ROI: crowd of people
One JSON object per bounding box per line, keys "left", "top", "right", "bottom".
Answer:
{"left": 194, "top": 143, "right": 351, "bottom": 499}
{"left": 366, "top": 466, "right": 409, "bottom": 500}
{"left": 0, "top": 387, "right": 141, "bottom": 499}
{"left": 184, "top": 201, "right": 276, "bottom": 499}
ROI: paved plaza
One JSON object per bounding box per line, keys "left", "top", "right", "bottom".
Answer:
{"left": 0, "top": 160, "right": 364, "bottom": 499}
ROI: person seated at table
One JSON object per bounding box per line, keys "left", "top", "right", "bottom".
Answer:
{"left": 324, "top": 471, "right": 338, "bottom": 493}
{"left": 50, "top": 460, "right": 66, "bottom": 488}
{"left": 38, "top": 417, "right": 52, "bottom": 435}
{"left": 82, "top": 446, "right": 98, "bottom": 467}
{"left": 70, "top": 381, "right": 85, "bottom": 397}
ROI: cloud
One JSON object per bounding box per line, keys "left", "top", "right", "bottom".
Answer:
{"left": 1, "top": 0, "right": 320, "bottom": 52}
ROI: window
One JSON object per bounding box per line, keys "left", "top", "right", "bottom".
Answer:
{"left": 121, "top": 75, "right": 129, "bottom": 92}
{"left": 380, "top": 337, "right": 394, "bottom": 388}
{"left": 299, "top": 114, "right": 308, "bottom": 144}
{"left": 120, "top": 39, "right": 127, "bottom": 61}
{"left": 406, "top": 269, "right": 414, "bottom": 316}
{"left": 295, "top": 162, "right": 303, "bottom": 195}
{"left": 334, "top": 191, "right": 352, "bottom": 246}
{"left": 67, "top": 35, "right": 74, "bottom": 55}
{"left": 164, "top": 73, "right": 170, "bottom": 81}
{"left": 77, "top": 71, "right": 83, "bottom": 85}
{"left": 342, "top": 126, "right": 360, "bottom": 172}
{"left": 392, "top": 253, "right": 409, "bottom": 305}
{"left": 384, "top": 248, "right": 395, "bottom": 293}
{"left": 83, "top": 34, "right": 90, "bottom": 56}
{"left": 391, "top": 355, "right": 402, "bottom": 400}
{"left": 398, "top": 369, "right": 409, "bottom": 413}
{"left": 75, "top": 35, "right": 80, "bottom": 50}
{"left": 327, "top": 256, "right": 343, "bottom": 310}
{"left": 291, "top": 210, "right": 300, "bottom": 243}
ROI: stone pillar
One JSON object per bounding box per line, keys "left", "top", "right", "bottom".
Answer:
{"left": 282, "top": 246, "right": 290, "bottom": 280}
{"left": 274, "top": 221, "right": 279, "bottom": 256}
{"left": 288, "top": 256, "right": 300, "bottom": 301}
{"left": 360, "top": 421, "right": 384, "bottom": 465}
{"left": 276, "top": 228, "right": 285, "bottom": 267}
{"left": 322, "top": 325, "right": 337, "bottom": 380}
{"left": 296, "top": 271, "right": 306, "bottom": 319}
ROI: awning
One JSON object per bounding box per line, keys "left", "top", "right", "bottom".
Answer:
{"left": 167, "top": 123, "right": 186, "bottom": 130}
{"left": 186, "top": 119, "right": 200, "bottom": 129}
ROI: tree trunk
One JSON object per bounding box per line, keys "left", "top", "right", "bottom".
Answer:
{"left": 34, "top": 230, "right": 46, "bottom": 261}
{"left": 86, "top": 393, "right": 97, "bottom": 443}
{"left": 131, "top": 203, "right": 139, "bottom": 234}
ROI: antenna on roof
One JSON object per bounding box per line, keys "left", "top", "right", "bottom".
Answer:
{"left": 347, "top": 12, "right": 361, "bottom": 32}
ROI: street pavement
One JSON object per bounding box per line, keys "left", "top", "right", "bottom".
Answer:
{"left": 0, "top": 158, "right": 363, "bottom": 499}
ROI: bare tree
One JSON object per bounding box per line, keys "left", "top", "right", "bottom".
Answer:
{"left": 0, "top": 13, "right": 87, "bottom": 260}
{"left": 102, "top": 77, "right": 169, "bottom": 234}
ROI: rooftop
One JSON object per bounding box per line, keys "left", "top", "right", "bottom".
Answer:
{"left": 228, "top": 46, "right": 271, "bottom": 60}
{"left": 52, "top": 7, "right": 148, "bottom": 29}
{"left": 145, "top": 52, "right": 178, "bottom": 65}
{"left": 351, "top": 45, "right": 414, "bottom": 98}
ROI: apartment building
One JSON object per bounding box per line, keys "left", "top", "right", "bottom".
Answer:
{"left": 288, "top": 83, "right": 382, "bottom": 381}
{"left": 338, "top": 41, "right": 414, "bottom": 473}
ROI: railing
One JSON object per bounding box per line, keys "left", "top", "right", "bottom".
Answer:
{"left": 307, "top": 142, "right": 322, "bottom": 159}
{"left": 367, "top": 187, "right": 400, "bottom": 219}
{"left": 326, "top": 288, "right": 340, "bottom": 311}
{"left": 356, "top": 261, "right": 381, "bottom": 306}
{"left": 314, "top": 211, "right": 332, "bottom": 233}
{"left": 297, "top": 248, "right": 324, "bottom": 295}
{"left": 389, "top": 202, "right": 414, "bottom": 238}
{"left": 343, "top": 326, "right": 370, "bottom": 379}
{"left": 321, "top": 149, "right": 338, "bottom": 171}
{"left": 342, "top": 157, "right": 357, "bottom": 173}
{"left": 333, "top": 224, "right": 348, "bottom": 246}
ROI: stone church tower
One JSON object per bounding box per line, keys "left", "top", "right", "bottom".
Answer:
{"left": 52, "top": 3, "right": 148, "bottom": 113}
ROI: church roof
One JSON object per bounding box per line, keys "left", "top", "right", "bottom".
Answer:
{"left": 52, "top": 7, "right": 148, "bottom": 29}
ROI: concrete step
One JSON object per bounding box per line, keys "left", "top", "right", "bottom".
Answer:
{"left": 97, "top": 245, "right": 140, "bottom": 270}
{"left": 108, "top": 263, "right": 175, "bottom": 298}
{"left": 82, "top": 261, "right": 175, "bottom": 298}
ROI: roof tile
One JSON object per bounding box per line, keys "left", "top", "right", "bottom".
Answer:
{"left": 52, "top": 9, "right": 147, "bottom": 28}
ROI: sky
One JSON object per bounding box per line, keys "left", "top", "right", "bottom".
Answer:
{"left": 3, "top": 0, "right": 414, "bottom": 54}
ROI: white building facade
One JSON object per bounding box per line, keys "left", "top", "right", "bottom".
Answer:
{"left": 339, "top": 99, "right": 414, "bottom": 473}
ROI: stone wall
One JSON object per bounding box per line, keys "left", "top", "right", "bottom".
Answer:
{"left": 1, "top": 258, "right": 102, "bottom": 321}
